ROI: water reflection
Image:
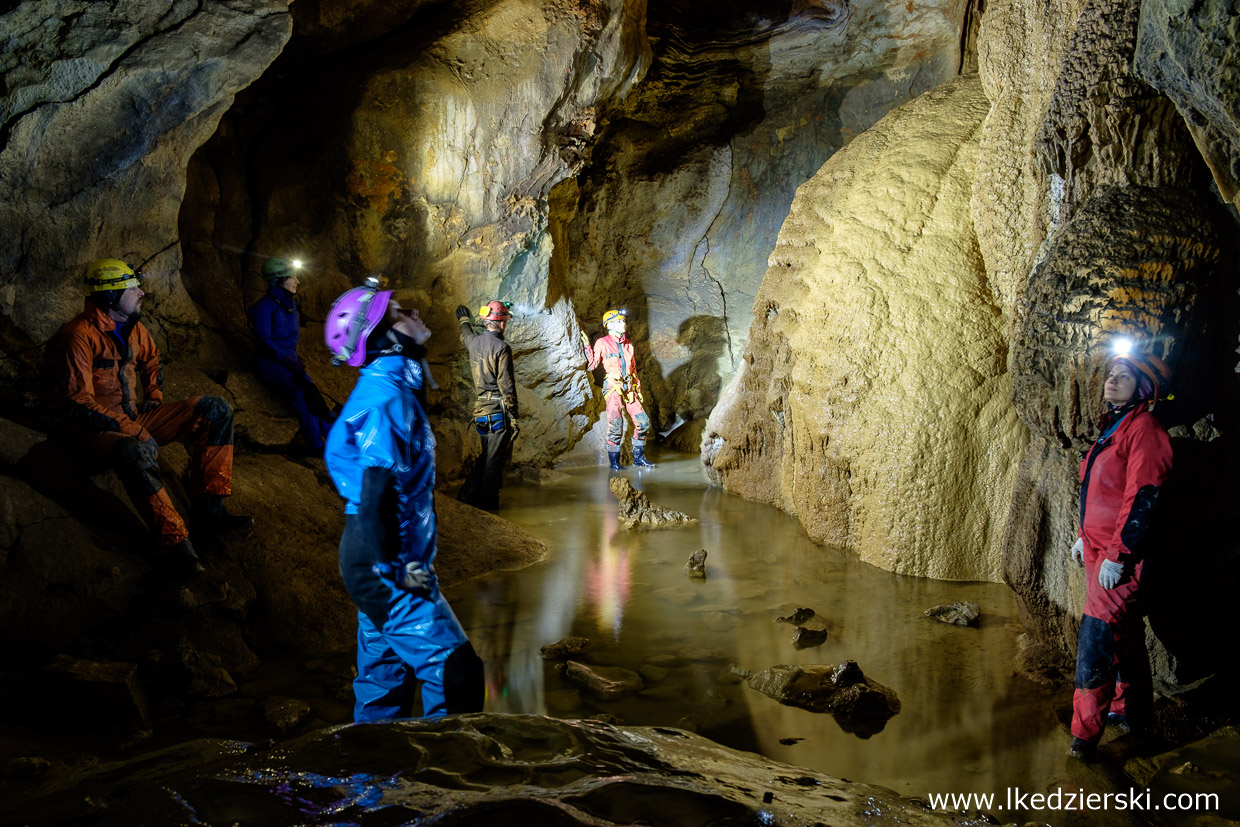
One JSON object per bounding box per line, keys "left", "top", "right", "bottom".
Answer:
{"left": 446, "top": 455, "right": 1073, "bottom": 814}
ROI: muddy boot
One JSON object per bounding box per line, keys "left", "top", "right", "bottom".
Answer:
{"left": 192, "top": 494, "right": 254, "bottom": 533}
{"left": 168, "top": 538, "right": 204, "bottom": 573}
{"left": 1106, "top": 713, "right": 1132, "bottom": 736}
{"left": 1068, "top": 737, "right": 1096, "bottom": 762}
{"left": 632, "top": 447, "right": 655, "bottom": 468}
{"left": 608, "top": 451, "right": 621, "bottom": 471}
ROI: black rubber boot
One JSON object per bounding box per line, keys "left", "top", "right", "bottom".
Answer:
{"left": 632, "top": 447, "right": 655, "bottom": 468}
{"left": 608, "top": 451, "right": 621, "bottom": 471}
{"left": 169, "top": 538, "right": 204, "bottom": 573}
{"left": 192, "top": 494, "right": 254, "bottom": 533}
{"left": 1068, "top": 737, "right": 1097, "bottom": 762}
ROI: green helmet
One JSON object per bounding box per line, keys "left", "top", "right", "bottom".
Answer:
{"left": 262, "top": 257, "right": 299, "bottom": 283}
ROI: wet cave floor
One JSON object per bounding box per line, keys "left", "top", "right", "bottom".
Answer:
{"left": 447, "top": 453, "right": 1130, "bottom": 825}
{"left": 8, "top": 453, "right": 1202, "bottom": 826}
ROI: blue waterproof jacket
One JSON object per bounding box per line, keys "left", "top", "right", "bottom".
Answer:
{"left": 248, "top": 286, "right": 300, "bottom": 363}
{"left": 325, "top": 356, "right": 439, "bottom": 613}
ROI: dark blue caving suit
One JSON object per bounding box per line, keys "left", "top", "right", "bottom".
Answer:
{"left": 248, "top": 285, "right": 333, "bottom": 449}
{"left": 325, "top": 353, "right": 484, "bottom": 721}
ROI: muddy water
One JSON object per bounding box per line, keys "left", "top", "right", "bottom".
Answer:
{"left": 447, "top": 454, "right": 1091, "bottom": 819}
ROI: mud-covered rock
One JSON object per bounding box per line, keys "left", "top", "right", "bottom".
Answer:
{"left": 609, "top": 476, "right": 697, "bottom": 529}
{"left": 747, "top": 661, "right": 900, "bottom": 738}
{"left": 685, "top": 548, "right": 708, "bottom": 578}
{"left": 563, "top": 661, "right": 643, "bottom": 701}
{"left": 924, "top": 602, "right": 981, "bottom": 627}
{"left": 540, "top": 636, "right": 591, "bottom": 660}
{"left": 792, "top": 627, "right": 829, "bottom": 649}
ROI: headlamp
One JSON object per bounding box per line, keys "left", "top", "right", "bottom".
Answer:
{"left": 291, "top": 259, "right": 303, "bottom": 270}
{"left": 1110, "top": 337, "right": 1133, "bottom": 358}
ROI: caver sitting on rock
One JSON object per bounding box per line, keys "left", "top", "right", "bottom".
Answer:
{"left": 48, "top": 258, "right": 254, "bottom": 569}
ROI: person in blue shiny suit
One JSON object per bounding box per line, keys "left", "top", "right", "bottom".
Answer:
{"left": 248, "top": 257, "right": 334, "bottom": 452}
{"left": 323, "top": 282, "right": 484, "bottom": 721}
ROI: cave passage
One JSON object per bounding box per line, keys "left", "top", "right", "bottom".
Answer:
{"left": 447, "top": 452, "right": 1075, "bottom": 811}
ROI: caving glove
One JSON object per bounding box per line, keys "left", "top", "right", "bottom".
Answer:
{"left": 373, "top": 560, "right": 434, "bottom": 596}
{"left": 1071, "top": 538, "right": 1084, "bottom": 567}
{"left": 455, "top": 305, "right": 472, "bottom": 322}
{"left": 1098, "top": 558, "right": 1124, "bottom": 590}
{"left": 138, "top": 399, "right": 162, "bottom": 414}
{"left": 509, "top": 418, "right": 520, "bottom": 440}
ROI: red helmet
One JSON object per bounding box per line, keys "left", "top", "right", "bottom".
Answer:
{"left": 479, "top": 300, "right": 512, "bottom": 322}
{"left": 1111, "top": 351, "right": 1173, "bottom": 405}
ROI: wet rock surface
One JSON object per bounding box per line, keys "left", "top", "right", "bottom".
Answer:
{"left": 608, "top": 476, "right": 698, "bottom": 529}
{"left": 925, "top": 602, "right": 981, "bottom": 627}
{"left": 6, "top": 714, "right": 977, "bottom": 827}
{"left": 563, "top": 661, "right": 644, "bottom": 700}
{"left": 685, "top": 548, "right": 708, "bottom": 577}
{"left": 792, "top": 626, "right": 830, "bottom": 649}
{"left": 541, "top": 636, "right": 591, "bottom": 660}
{"left": 747, "top": 661, "right": 900, "bottom": 738}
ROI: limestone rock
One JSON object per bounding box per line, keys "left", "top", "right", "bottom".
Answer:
{"left": 26, "top": 656, "right": 150, "bottom": 730}
{"left": 6, "top": 714, "right": 978, "bottom": 826}
{"left": 777, "top": 608, "right": 815, "bottom": 625}
{"left": 924, "top": 601, "right": 981, "bottom": 627}
{"left": 685, "top": 548, "right": 707, "bottom": 578}
{"left": 0, "top": 418, "right": 44, "bottom": 468}
{"left": 180, "top": 649, "right": 236, "bottom": 699}
{"left": 540, "top": 636, "right": 591, "bottom": 660}
{"left": 1136, "top": 0, "right": 1240, "bottom": 209}
{"left": 263, "top": 697, "right": 313, "bottom": 733}
{"left": 747, "top": 662, "right": 900, "bottom": 738}
{"left": 0, "top": 0, "right": 292, "bottom": 349}
{"left": 608, "top": 476, "right": 698, "bottom": 529}
{"left": 705, "top": 76, "right": 1026, "bottom": 581}
{"left": 563, "top": 660, "right": 643, "bottom": 700}
{"left": 564, "top": 0, "right": 967, "bottom": 439}
{"left": 792, "top": 627, "right": 830, "bottom": 649}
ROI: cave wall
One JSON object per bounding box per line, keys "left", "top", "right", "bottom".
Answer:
{"left": 0, "top": 0, "right": 292, "bottom": 363}
{"left": 703, "top": 76, "right": 1028, "bottom": 581}
{"left": 705, "top": 0, "right": 1238, "bottom": 684}
{"left": 559, "top": 0, "right": 969, "bottom": 449}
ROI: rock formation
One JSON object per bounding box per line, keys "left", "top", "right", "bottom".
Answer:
{"left": 704, "top": 76, "right": 1026, "bottom": 582}
{"left": 7, "top": 714, "right": 972, "bottom": 826}
{"left": 608, "top": 475, "right": 698, "bottom": 528}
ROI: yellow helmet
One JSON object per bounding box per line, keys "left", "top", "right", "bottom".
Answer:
{"left": 602, "top": 308, "right": 626, "bottom": 328}
{"left": 85, "top": 258, "right": 141, "bottom": 293}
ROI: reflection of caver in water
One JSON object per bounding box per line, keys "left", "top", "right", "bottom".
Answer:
{"left": 581, "top": 308, "right": 654, "bottom": 471}
{"left": 1068, "top": 341, "right": 1173, "bottom": 762}
{"left": 248, "top": 257, "right": 335, "bottom": 453}
{"left": 49, "top": 258, "right": 254, "bottom": 570}
{"left": 455, "top": 300, "right": 518, "bottom": 510}
{"left": 324, "top": 282, "right": 485, "bottom": 721}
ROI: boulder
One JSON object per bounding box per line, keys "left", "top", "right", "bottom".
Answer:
{"left": 747, "top": 661, "right": 900, "bottom": 738}
{"left": 685, "top": 548, "right": 707, "bottom": 578}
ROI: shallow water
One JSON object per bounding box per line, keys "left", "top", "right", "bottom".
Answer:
{"left": 447, "top": 453, "right": 1088, "bottom": 819}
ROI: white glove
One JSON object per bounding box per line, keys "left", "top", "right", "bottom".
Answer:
{"left": 1071, "top": 538, "right": 1084, "bottom": 567}
{"left": 1098, "top": 558, "right": 1124, "bottom": 590}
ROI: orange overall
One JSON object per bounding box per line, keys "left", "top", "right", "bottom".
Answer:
{"left": 51, "top": 301, "right": 235, "bottom": 546}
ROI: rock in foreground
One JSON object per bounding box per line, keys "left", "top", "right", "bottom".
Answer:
{"left": 748, "top": 661, "right": 901, "bottom": 738}
{"left": 924, "top": 602, "right": 981, "bottom": 627}
{"left": 8, "top": 714, "right": 975, "bottom": 826}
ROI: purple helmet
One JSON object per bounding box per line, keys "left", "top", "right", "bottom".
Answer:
{"left": 325, "top": 286, "right": 392, "bottom": 367}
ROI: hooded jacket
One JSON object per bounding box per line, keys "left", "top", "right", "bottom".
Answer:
{"left": 248, "top": 286, "right": 301, "bottom": 364}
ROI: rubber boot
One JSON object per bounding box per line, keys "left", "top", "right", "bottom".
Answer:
{"left": 192, "top": 494, "right": 254, "bottom": 533}
{"left": 608, "top": 451, "right": 621, "bottom": 471}
{"left": 632, "top": 446, "right": 655, "bottom": 468}
{"left": 168, "top": 538, "right": 205, "bottom": 573}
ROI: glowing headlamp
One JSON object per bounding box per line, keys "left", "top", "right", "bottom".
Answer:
{"left": 1111, "top": 337, "right": 1133, "bottom": 358}
{"left": 291, "top": 259, "right": 303, "bottom": 270}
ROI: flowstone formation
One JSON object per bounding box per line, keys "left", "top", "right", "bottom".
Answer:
{"left": 976, "top": 0, "right": 1235, "bottom": 680}
{"left": 704, "top": 76, "right": 1026, "bottom": 581}
{"left": 7, "top": 714, "right": 973, "bottom": 826}
{"left": 560, "top": 0, "right": 969, "bottom": 450}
